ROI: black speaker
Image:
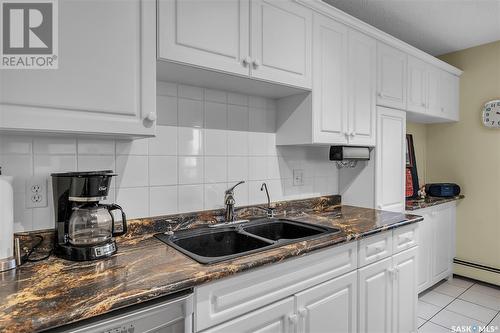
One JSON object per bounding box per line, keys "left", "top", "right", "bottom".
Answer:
{"left": 425, "top": 183, "right": 461, "bottom": 198}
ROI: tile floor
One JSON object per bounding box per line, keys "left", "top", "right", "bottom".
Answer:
{"left": 418, "top": 276, "right": 500, "bottom": 332}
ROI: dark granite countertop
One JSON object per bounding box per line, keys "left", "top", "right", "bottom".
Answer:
{"left": 406, "top": 195, "right": 464, "bottom": 211}
{"left": 0, "top": 197, "right": 423, "bottom": 332}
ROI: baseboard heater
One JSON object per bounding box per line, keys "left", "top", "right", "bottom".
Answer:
{"left": 454, "top": 258, "right": 500, "bottom": 274}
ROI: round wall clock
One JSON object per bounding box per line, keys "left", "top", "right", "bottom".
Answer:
{"left": 482, "top": 100, "right": 500, "bottom": 128}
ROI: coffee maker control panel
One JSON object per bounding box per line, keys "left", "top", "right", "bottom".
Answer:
{"left": 94, "top": 242, "right": 116, "bottom": 258}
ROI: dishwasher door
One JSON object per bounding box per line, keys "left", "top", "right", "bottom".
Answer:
{"left": 61, "top": 292, "right": 193, "bottom": 333}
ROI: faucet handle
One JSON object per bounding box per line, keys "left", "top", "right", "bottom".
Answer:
{"left": 226, "top": 180, "right": 245, "bottom": 194}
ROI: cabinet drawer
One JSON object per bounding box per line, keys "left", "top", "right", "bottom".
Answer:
{"left": 201, "top": 297, "right": 294, "bottom": 333}
{"left": 195, "top": 242, "right": 357, "bottom": 331}
{"left": 358, "top": 231, "right": 392, "bottom": 267}
{"left": 393, "top": 223, "right": 419, "bottom": 253}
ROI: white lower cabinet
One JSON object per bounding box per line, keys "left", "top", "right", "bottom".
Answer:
{"left": 202, "top": 298, "right": 295, "bottom": 333}
{"left": 196, "top": 229, "right": 419, "bottom": 333}
{"left": 392, "top": 247, "right": 418, "bottom": 333}
{"left": 358, "top": 247, "right": 418, "bottom": 333}
{"left": 413, "top": 203, "right": 456, "bottom": 293}
{"left": 295, "top": 271, "right": 357, "bottom": 333}
{"left": 358, "top": 257, "right": 393, "bottom": 333}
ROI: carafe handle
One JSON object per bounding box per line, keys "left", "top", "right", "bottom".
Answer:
{"left": 105, "top": 204, "right": 127, "bottom": 236}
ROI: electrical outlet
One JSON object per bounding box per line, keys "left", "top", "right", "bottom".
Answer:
{"left": 25, "top": 176, "right": 48, "bottom": 208}
{"left": 293, "top": 169, "right": 304, "bottom": 186}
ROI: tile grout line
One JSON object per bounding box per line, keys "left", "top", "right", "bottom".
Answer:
{"left": 422, "top": 281, "right": 477, "bottom": 329}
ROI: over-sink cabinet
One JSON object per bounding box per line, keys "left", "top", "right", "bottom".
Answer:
{"left": 277, "top": 12, "right": 376, "bottom": 146}
{"left": 158, "top": 0, "right": 312, "bottom": 89}
{"left": 312, "top": 14, "right": 376, "bottom": 145}
{"left": 194, "top": 225, "right": 419, "bottom": 333}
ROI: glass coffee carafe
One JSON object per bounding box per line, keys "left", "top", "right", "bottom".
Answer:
{"left": 68, "top": 203, "right": 126, "bottom": 246}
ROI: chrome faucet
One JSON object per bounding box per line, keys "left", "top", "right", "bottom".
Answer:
{"left": 224, "top": 181, "right": 245, "bottom": 222}
{"left": 258, "top": 182, "right": 276, "bottom": 218}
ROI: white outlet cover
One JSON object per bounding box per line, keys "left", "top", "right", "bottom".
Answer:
{"left": 25, "top": 176, "right": 48, "bottom": 208}
{"left": 293, "top": 169, "right": 304, "bottom": 186}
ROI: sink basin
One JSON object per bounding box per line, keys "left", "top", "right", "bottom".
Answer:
{"left": 156, "top": 228, "right": 273, "bottom": 264}
{"left": 155, "top": 219, "right": 340, "bottom": 264}
{"left": 242, "top": 219, "right": 329, "bottom": 241}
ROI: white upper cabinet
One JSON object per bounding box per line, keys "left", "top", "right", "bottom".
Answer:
{"left": 157, "top": 0, "right": 250, "bottom": 76}
{"left": 439, "top": 70, "right": 460, "bottom": 121}
{"left": 277, "top": 13, "right": 375, "bottom": 146}
{"left": 347, "top": 29, "right": 376, "bottom": 146}
{"left": 312, "top": 13, "right": 348, "bottom": 144}
{"left": 407, "top": 56, "right": 428, "bottom": 114}
{"left": 0, "top": 0, "right": 156, "bottom": 137}
{"left": 427, "top": 67, "right": 442, "bottom": 116}
{"left": 377, "top": 43, "right": 407, "bottom": 110}
{"left": 250, "top": 0, "right": 312, "bottom": 88}
{"left": 406, "top": 57, "right": 460, "bottom": 122}
{"left": 375, "top": 107, "right": 406, "bottom": 212}
{"left": 158, "top": 0, "right": 312, "bottom": 89}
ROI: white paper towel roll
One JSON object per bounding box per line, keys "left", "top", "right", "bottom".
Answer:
{"left": 0, "top": 176, "right": 14, "bottom": 260}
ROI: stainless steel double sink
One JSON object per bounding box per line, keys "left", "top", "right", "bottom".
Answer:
{"left": 155, "top": 219, "right": 340, "bottom": 264}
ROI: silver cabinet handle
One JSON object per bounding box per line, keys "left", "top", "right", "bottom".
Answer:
{"left": 144, "top": 112, "right": 156, "bottom": 122}
{"left": 242, "top": 56, "right": 252, "bottom": 67}
{"left": 288, "top": 314, "right": 298, "bottom": 325}
{"left": 252, "top": 59, "right": 261, "bottom": 69}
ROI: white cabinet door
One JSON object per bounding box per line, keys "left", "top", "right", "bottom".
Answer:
{"left": 358, "top": 257, "right": 393, "bottom": 333}
{"left": 203, "top": 297, "right": 295, "bottom": 333}
{"left": 375, "top": 107, "right": 406, "bottom": 212}
{"left": 157, "top": 0, "right": 250, "bottom": 76}
{"left": 347, "top": 30, "right": 376, "bottom": 146}
{"left": 392, "top": 247, "right": 418, "bottom": 333}
{"left": 431, "top": 206, "right": 453, "bottom": 282}
{"left": 312, "top": 13, "right": 348, "bottom": 144}
{"left": 407, "top": 56, "right": 428, "bottom": 114}
{"left": 377, "top": 43, "right": 407, "bottom": 110}
{"left": 0, "top": 0, "right": 156, "bottom": 137}
{"left": 295, "top": 271, "right": 357, "bottom": 333}
{"left": 417, "top": 213, "right": 433, "bottom": 293}
{"left": 427, "top": 67, "right": 441, "bottom": 116}
{"left": 250, "top": 0, "right": 312, "bottom": 88}
{"left": 440, "top": 71, "right": 460, "bottom": 121}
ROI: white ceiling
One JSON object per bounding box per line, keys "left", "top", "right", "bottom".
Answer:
{"left": 323, "top": 0, "right": 500, "bottom": 56}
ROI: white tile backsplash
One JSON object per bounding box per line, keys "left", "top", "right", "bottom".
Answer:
{"left": 178, "top": 98, "right": 203, "bottom": 127}
{"left": 34, "top": 137, "right": 77, "bottom": 155}
{"left": 0, "top": 82, "right": 339, "bottom": 231}
{"left": 149, "top": 156, "right": 177, "bottom": 186}
{"left": 178, "top": 127, "right": 203, "bottom": 156}
{"left": 77, "top": 139, "right": 115, "bottom": 155}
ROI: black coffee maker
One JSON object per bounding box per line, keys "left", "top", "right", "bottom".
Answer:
{"left": 51, "top": 170, "right": 127, "bottom": 261}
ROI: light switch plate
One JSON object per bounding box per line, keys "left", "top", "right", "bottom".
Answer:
{"left": 25, "top": 176, "right": 48, "bottom": 208}
{"left": 293, "top": 169, "right": 304, "bottom": 186}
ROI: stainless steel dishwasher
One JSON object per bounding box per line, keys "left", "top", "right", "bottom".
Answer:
{"left": 55, "top": 291, "right": 193, "bottom": 333}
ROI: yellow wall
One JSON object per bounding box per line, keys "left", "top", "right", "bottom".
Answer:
{"left": 427, "top": 41, "right": 500, "bottom": 284}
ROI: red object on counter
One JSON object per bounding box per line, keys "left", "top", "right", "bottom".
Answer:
{"left": 406, "top": 168, "right": 414, "bottom": 197}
